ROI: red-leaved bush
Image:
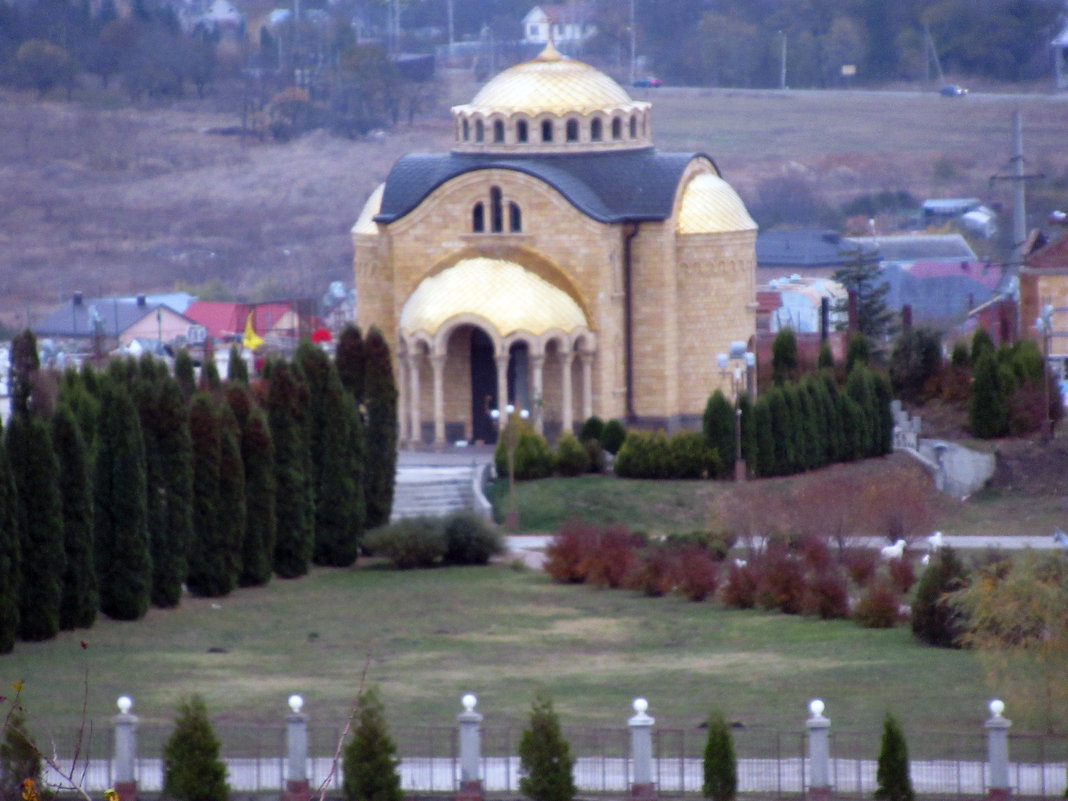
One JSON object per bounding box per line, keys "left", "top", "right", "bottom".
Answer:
{"left": 801, "top": 566, "right": 850, "bottom": 619}
{"left": 544, "top": 519, "right": 599, "bottom": 583}
{"left": 841, "top": 547, "right": 878, "bottom": 587}
{"left": 886, "top": 556, "right": 916, "bottom": 594}
{"left": 627, "top": 546, "right": 679, "bottom": 597}
{"left": 852, "top": 577, "right": 902, "bottom": 628}
{"left": 584, "top": 524, "right": 641, "bottom": 588}
{"left": 754, "top": 544, "right": 807, "bottom": 614}
{"left": 721, "top": 559, "right": 760, "bottom": 609}
{"left": 675, "top": 546, "right": 721, "bottom": 601}
{"left": 800, "top": 536, "right": 833, "bottom": 571}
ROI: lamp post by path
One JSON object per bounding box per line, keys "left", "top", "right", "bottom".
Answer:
{"left": 490, "top": 404, "right": 529, "bottom": 530}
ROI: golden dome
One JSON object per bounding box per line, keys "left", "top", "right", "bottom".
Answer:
{"left": 676, "top": 172, "right": 757, "bottom": 234}
{"left": 400, "top": 257, "right": 588, "bottom": 338}
{"left": 466, "top": 41, "right": 634, "bottom": 115}
{"left": 351, "top": 183, "right": 384, "bottom": 236}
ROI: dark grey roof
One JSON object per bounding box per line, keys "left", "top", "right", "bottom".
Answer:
{"left": 374, "top": 149, "right": 710, "bottom": 224}
{"left": 756, "top": 229, "right": 859, "bottom": 268}
{"left": 881, "top": 264, "right": 995, "bottom": 324}
{"left": 34, "top": 298, "right": 181, "bottom": 339}
{"left": 845, "top": 234, "right": 976, "bottom": 262}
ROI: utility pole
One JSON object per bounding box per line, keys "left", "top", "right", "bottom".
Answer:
{"left": 990, "top": 110, "right": 1044, "bottom": 271}
{"left": 629, "top": 0, "right": 636, "bottom": 86}
{"left": 779, "top": 30, "right": 787, "bottom": 89}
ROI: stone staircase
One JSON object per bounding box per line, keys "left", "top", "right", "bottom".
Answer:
{"left": 389, "top": 465, "right": 493, "bottom": 521}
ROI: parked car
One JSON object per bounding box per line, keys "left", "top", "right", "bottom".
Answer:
{"left": 632, "top": 76, "right": 662, "bottom": 88}
{"left": 939, "top": 84, "right": 968, "bottom": 96}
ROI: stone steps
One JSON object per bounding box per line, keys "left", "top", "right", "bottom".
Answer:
{"left": 390, "top": 467, "right": 479, "bottom": 521}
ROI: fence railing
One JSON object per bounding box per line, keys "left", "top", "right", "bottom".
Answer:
{"left": 34, "top": 724, "right": 1068, "bottom": 799}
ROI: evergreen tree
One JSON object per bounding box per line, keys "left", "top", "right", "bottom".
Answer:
{"left": 817, "top": 340, "right": 834, "bottom": 370}
{"left": 702, "top": 390, "right": 735, "bottom": 478}
{"left": 200, "top": 356, "right": 222, "bottom": 393}
{"left": 793, "top": 381, "right": 820, "bottom": 470}
{"left": 268, "top": 361, "right": 313, "bottom": 578}
{"left": 702, "top": 710, "right": 737, "bottom": 801}
{"left": 771, "top": 328, "right": 798, "bottom": 386}
{"left": 969, "top": 351, "right": 1009, "bottom": 439}
{"left": 518, "top": 690, "right": 576, "bottom": 801}
{"left": 845, "top": 366, "right": 876, "bottom": 457}
{"left": 801, "top": 375, "right": 829, "bottom": 468}
{"left": 149, "top": 376, "right": 194, "bottom": 608}
{"left": 187, "top": 393, "right": 228, "bottom": 597}
{"left": 872, "top": 371, "right": 894, "bottom": 456}
{"left": 239, "top": 405, "right": 276, "bottom": 587}
{"left": 875, "top": 714, "right": 914, "bottom": 801}
{"left": 174, "top": 349, "right": 196, "bottom": 399}
{"left": 217, "top": 403, "right": 246, "bottom": 591}
{"left": 766, "top": 387, "right": 792, "bottom": 476}
{"left": 889, "top": 327, "right": 942, "bottom": 403}
{"left": 820, "top": 372, "right": 846, "bottom": 462}
{"left": 7, "top": 414, "right": 64, "bottom": 641}
{"left": 911, "top": 545, "right": 969, "bottom": 648}
{"left": 846, "top": 332, "right": 872, "bottom": 371}
{"left": 833, "top": 249, "right": 893, "bottom": 341}
{"left": 94, "top": 378, "right": 151, "bottom": 621}
{"left": 735, "top": 395, "right": 756, "bottom": 475}
{"left": 0, "top": 438, "right": 20, "bottom": 654}
{"left": 0, "top": 708, "right": 42, "bottom": 800}
{"left": 52, "top": 404, "right": 97, "bottom": 630}
{"left": 58, "top": 366, "right": 100, "bottom": 462}
{"left": 342, "top": 687, "right": 403, "bottom": 801}
{"left": 162, "top": 695, "right": 229, "bottom": 801}
{"left": 970, "top": 328, "right": 995, "bottom": 365}
{"left": 9, "top": 329, "right": 39, "bottom": 418}
{"left": 782, "top": 384, "right": 806, "bottom": 472}
{"left": 227, "top": 344, "right": 249, "bottom": 384}
{"left": 753, "top": 397, "right": 775, "bottom": 478}
{"left": 363, "top": 328, "right": 398, "bottom": 529}
{"left": 335, "top": 323, "right": 366, "bottom": 400}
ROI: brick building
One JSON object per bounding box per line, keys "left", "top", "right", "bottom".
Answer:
{"left": 352, "top": 42, "right": 757, "bottom": 446}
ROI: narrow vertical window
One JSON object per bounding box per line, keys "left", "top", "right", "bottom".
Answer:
{"left": 475, "top": 120, "right": 484, "bottom": 142}
{"left": 591, "top": 118, "right": 602, "bottom": 142}
{"left": 541, "top": 119, "right": 553, "bottom": 142}
{"left": 493, "top": 120, "right": 504, "bottom": 143}
{"left": 566, "top": 119, "right": 578, "bottom": 142}
{"left": 629, "top": 116, "right": 637, "bottom": 138}
{"left": 462, "top": 119, "right": 470, "bottom": 141}
{"left": 472, "top": 202, "right": 484, "bottom": 232}
{"left": 490, "top": 187, "right": 503, "bottom": 233}
{"left": 517, "top": 120, "right": 528, "bottom": 143}
{"left": 509, "top": 202, "right": 522, "bottom": 232}
{"left": 611, "top": 117, "right": 622, "bottom": 140}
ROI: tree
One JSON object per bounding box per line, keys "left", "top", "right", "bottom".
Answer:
{"left": 175, "top": 349, "right": 196, "bottom": 399}
{"left": 818, "top": 340, "right": 834, "bottom": 370}
{"left": 834, "top": 248, "right": 893, "bottom": 341}
{"left": 7, "top": 414, "right": 64, "bottom": 642}
{"left": 217, "top": 403, "right": 246, "bottom": 590}
{"left": 187, "top": 393, "right": 228, "bottom": 597}
{"left": 227, "top": 344, "right": 249, "bottom": 384}
{"left": 969, "top": 351, "right": 1009, "bottom": 439}
{"left": 889, "top": 327, "right": 942, "bottom": 403}
{"left": 94, "top": 378, "right": 151, "bottom": 621}
{"left": 9, "top": 329, "right": 38, "bottom": 419}
{"left": 13, "top": 39, "right": 77, "bottom": 98}
{"left": 363, "top": 328, "right": 398, "bottom": 530}
{"left": 911, "top": 545, "right": 968, "bottom": 648}
{"left": 771, "top": 328, "right": 798, "bottom": 385}
{"left": 342, "top": 687, "right": 403, "bottom": 801}
{"left": 952, "top": 551, "right": 1068, "bottom": 733}
{"left": 702, "top": 390, "right": 734, "bottom": 478}
{"left": 702, "top": 710, "right": 737, "bottom": 801}
{"left": 335, "top": 323, "right": 366, "bottom": 400}
{"left": 148, "top": 376, "right": 193, "bottom": 608}
{"left": 52, "top": 404, "right": 97, "bottom": 630}
{"left": 875, "top": 714, "right": 913, "bottom": 801}
{"left": 225, "top": 386, "right": 275, "bottom": 588}
{"left": 162, "top": 695, "right": 229, "bottom": 801}
{"left": 0, "top": 708, "right": 42, "bottom": 801}
{"left": 518, "top": 690, "right": 576, "bottom": 801}
{"left": 267, "top": 361, "right": 313, "bottom": 578}
{"left": 0, "top": 438, "right": 20, "bottom": 654}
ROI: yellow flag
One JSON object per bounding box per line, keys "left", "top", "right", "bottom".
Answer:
{"left": 242, "top": 311, "right": 264, "bottom": 351}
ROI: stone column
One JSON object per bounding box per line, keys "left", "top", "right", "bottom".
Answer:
{"left": 431, "top": 353, "right": 446, "bottom": 449}
{"left": 629, "top": 698, "right": 656, "bottom": 800}
{"left": 396, "top": 352, "right": 409, "bottom": 445}
{"left": 531, "top": 354, "right": 545, "bottom": 435}
{"left": 408, "top": 354, "right": 422, "bottom": 448}
{"left": 986, "top": 700, "right": 1012, "bottom": 801}
{"left": 561, "top": 352, "right": 575, "bottom": 435}
{"left": 456, "top": 694, "right": 483, "bottom": 801}
{"left": 113, "top": 696, "right": 138, "bottom": 801}
{"left": 579, "top": 351, "right": 594, "bottom": 421}
{"left": 283, "top": 695, "right": 310, "bottom": 801}
{"left": 495, "top": 354, "right": 510, "bottom": 426}
{"left": 806, "top": 699, "right": 831, "bottom": 801}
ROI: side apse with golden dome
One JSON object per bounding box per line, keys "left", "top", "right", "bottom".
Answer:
{"left": 353, "top": 45, "right": 757, "bottom": 446}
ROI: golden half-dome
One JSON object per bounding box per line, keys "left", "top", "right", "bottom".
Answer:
{"left": 400, "top": 257, "right": 588, "bottom": 338}
{"left": 470, "top": 41, "right": 633, "bottom": 115}
{"left": 677, "top": 172, "right": 758, "bottom": 234}
{"left": 351, "top": 183, "right": 384, "bottom": 236}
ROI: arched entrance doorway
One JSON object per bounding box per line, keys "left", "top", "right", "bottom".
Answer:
{"left": 470, "top": 327, "right": 497, "bottom": 443}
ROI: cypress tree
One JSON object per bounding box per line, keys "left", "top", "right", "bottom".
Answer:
{"left": 872, "top": 371, "right": 894, "bottom": 456}
{"left": 845, "top": 366, "right": 876, "bottom": 457}
{"left": 162, "top": 695, "right": 229, "bottom": 801}
{"left": 969, "top": 351, "right": 1009, "bottom": 439}
{"left": 94, "top": 378, "right": 151, "bottom": 621}
{"left": 911, "top": 546, "right": 968, "bottom": 648}
{"left": 7, "top": 414, "right": 64, "bottom": 641}
{"left": 149, "top": 376, "right": 194, "bottom": 608}
{"left": 518, "top": 691, "right": 576, "bottom": 801}
{"left": 817, "top": 340, "right": 834, "bottom": 370}
{"left": 342, "top": 687, "right": 403, "bottom": 801}
{"left": 58, "top": 367, "right": 100, "bottom": 463}
{"left": 782, "top": 384, "right": 806, "bottom": 472}
{"left": 227, "top": 344, "right": 249, "bottom": 384}
{"left": 52, "top": 404, "right": 97, "bottom": 630}
{"left": 217, "top": 403, "right": 246, "bottom": 591}
{"left": 735, "top": 395, "right": 757, "bottom": 477}
{"left": 875, "top": 714, "right": 914, "bottom": 801}
{"left": 766, "top": 388, "right": 791, "bottom": 476}
{"left": 268, "top": 361, "right": 313, "bottom": 578}
{"left": 793, "top": 382, "right": 820, "bottom": 471}
{"left": 336, "top": 323, "right": 366, "bottom": 400}
{"left": 0, "top": 438, "right": 20, "bottom": 653}
{"left": 239, "top": 405, "right": 276, "bottom": 587}
{"left": 846, "top": 332, "right": 871, "bottom": 372}
{"left": 200, "top": 356, "right": 222, "bottom": 392}
{"left": 753, "top": 397, "right": 775, "bottom": 478}
{"left": 9, "top": 329, "right": 39, "bottom": 417}
{"left": 702, "top": 390, "right": 735, "bottom": 478}
{"left": 802, "top": 376, "right": 829, "bottom": 468}
{"left": 363, "top": 327, "right": 398, "bottom": 529}
{"left": 820, "top": 372, "right": 846, "bottom": 462}
{"left": 174, "top": 349, "right": 196, "bottom": 399}
{"left": 187, "top": 393, "right": 228, "bottom": 597}
{"left": 771, "top": 328, "right": 798, "bottom": 386}
{"left": 702, "top": 710, "right": 737, "bottom": 801}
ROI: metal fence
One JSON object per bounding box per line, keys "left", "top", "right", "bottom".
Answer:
{"left": 36, "top": 724, "right": 1068, "bottom": 799}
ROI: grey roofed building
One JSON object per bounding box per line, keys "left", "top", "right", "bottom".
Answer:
{"left": 34, "top": 296, "right": 185, "bottom": 341}
{"left": 755, "top": 228, "right": 858, "bottom": 269}
{"left": 844, "top": 233, "right": 977, "bottom": 263}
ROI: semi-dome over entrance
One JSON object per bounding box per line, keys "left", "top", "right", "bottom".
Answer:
{"left": 353, "top": 42, "right": 758, "bottom": 447}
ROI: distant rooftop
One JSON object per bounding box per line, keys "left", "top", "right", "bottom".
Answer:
{"left": 845, "top": 234, "right": 977, "bottom": 263}
{"left": 756, "top": 229, "right": 858, "bottom": 268}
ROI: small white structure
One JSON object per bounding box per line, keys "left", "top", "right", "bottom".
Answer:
{"left": 522, "top": 4, "right": 597, "bottom": 46}
{"left": 1054, "top": 23, "right": 1068, "bottom": 90}
{"left": 764, "top": 275, "right": 847, "bottom": 334}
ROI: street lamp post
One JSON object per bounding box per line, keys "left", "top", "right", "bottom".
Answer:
{"left": 1036, "top": 303, "right": 1054, "bottom": 440}
{"left": 491, "top": 404, "right": 529, "bottom": 530}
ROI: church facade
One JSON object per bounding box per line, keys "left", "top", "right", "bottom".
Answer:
{"left": 352, "top": 43, "right": 758, "bottom": 446}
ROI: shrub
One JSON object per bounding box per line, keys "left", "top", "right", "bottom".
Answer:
{"left": 162, "top": 695, "right": 229, "bottom": 801}
{"left": 675, "top": 546, "right": 721, "bottom": 601}
{"left": 771, "top": 328, "right": 798, "bottom": 386}
{"left": 443, "top": 511, "right": 505, "bottom": 565}
{"left": 799, "top": 536, "right": 833, "bottom": 572}
{"left": 544, "top": 520, "right": 599, "bottom": 583}
{"left": 886, "top": 557, "right": 916, "bottom": 594}
{"left": 342, "top": 687, "right": 403, "bottom": 801}
{"left": 627, "top": 544, "right": 679, "bottom": 597}
{"left": 518, "top": 691, "right": 576, "bottom": 801}
{"left": 495, "top": 421, "right": 553, "bottom": 480}
{"left": 911, "top": 546, "right": 969, "bottom": 648}
{"left": 584, "top": 525, "right": 642, "bottom": 589}
{"left": 670, "top": 430, "right": 718, "bottom": 479}
{"left": 702, "top": 390, "right": 735, "bottom": 478}
{"left": 875, "top": 714, "right": 914, "bottom": 801}
{"left": 0, "top": 709, "right": 42, "bottom": 801}
{"left": 842, "top": 547, "right": 878, "bottom": 586}
{"left": 613, "top": 430, "right": 670, "bottom": 478}
{"left": 554, "top": 433, "right": 590, "bottom": 477}
{"left": 702, "top": 710, "right": 737, "bottom": 801}
{"left": 664, "top": 530, "right": 736, "bottom": 560}
{"left": 721, "top": 560, "right": 760, "bottom": 609}
{"left": 754, "top": 545, "right": 806, "bottom": 614}
{"left": 801, "top": 566, "right": 850, "bottom": 620}
{"left": 889, "top": 327, "right": 942, "bottom": 402}
{"left": 853, "top": 578, "right": 902, "bottom": 628}
{"left": 578, "top": 416, "right": 604, "bottom": 443}
{"left": 363, "top": 518, "right": 445, "bottom": 569}
{"left": 583, "top": 438, "right": 606, "bottom": 473}
{"left": 600, "top": 419, "right": 626, "bottom": 455}
{"left": 969, "top": 351, "right": 1009, "bottom": 439}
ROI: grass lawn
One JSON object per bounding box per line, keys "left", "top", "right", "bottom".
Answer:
{"left": 3, "top": 562, "right": 993, "bottom": 741}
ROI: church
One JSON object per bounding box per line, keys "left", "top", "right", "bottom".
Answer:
{"left": 352, "top": 42, "right": 758, "bottom": 447}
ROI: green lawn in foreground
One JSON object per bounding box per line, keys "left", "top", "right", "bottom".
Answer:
{"left": 2, "top": 563, "right": 992, "bottom": 739}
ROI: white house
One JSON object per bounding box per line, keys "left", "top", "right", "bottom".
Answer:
{"left": 522, "top": 4, "right": 597, "bottom": 46}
